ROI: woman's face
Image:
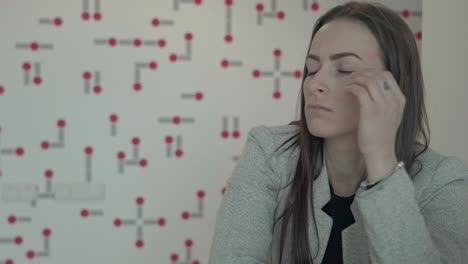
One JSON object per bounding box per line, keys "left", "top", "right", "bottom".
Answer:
{"left": 303, "top": 19, "right": 385, "bottom": 139}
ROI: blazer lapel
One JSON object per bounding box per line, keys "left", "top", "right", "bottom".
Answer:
{"left": 341, "top": 202, "right": 370, "bottom": 263}
{"left": 309, "top": 159, "right": 333, "bottom": 263}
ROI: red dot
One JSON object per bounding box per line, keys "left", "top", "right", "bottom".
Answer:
{"left": 30, "top": 42, "right": 39, "bottom": 51}
{"left": 45, "top": 169, "right": 53, "bottom": 179}
{"left": 274, "top": 91, "right": 281, "bottom": 99}
{"left": 33, "top": 76, "right": 41, "bottom": 84}
{"left": 274, "top": 49, "right": 282, "bottom": 57}
{"left": 83, "top": 71, "right": 92, "bottom": 80}
{"left": 277, "top": 11, "right": 285, "bottom": 19}
{"left": 26, "top": 250, "right": 35, "bottom": 259}
{"left": 134, "top": 38, "right": 142, "bottom": 47}
{"left": 33, "top": 76, "right": 42, "bottom": 85}
{"left": 185, "top": 239, "right": 193, "bottom": 247}
{"left": 416, "top": 31, "right": 422, "bottom": 40}
{"left": 94, "top": 12, "right": 102, "bottom": 21}
{"left": 133, "top": 83, "right": 142, "bottom": 91}
{"left": 165, "top": 136, "right": 173, "bottom": 144}
{"left": 43, "top": 228, "right": 51, "bottom": 237}
{"left": 85, "top": 146, "right": 93, "bottom": 155}
{"left": 221, "top": 130, "right": 229, "bottom": 138}
{"left": 169, "top": 54, "right": 178, "bottom": 62}
{"left": 158, "top": 39, "right": 166, "bottom": 48}
{"left": 195, "top": 92, "right": 203, "bottom": 100}
{"left": 221, "top": 59, "right": 229, "bottom": 68}
{"left": 311, "top": 2, "right": 319, "bottom": 11}
{"left": 152, "top": 18, "right": 160, "bottom": 27}
{"left": 252, "top": 69, "right": 261, "bottom": 78}
{"left": 110, "top": 114, "right": 118, "bottom": 122}
{"left": 172, "top": 116, "right": 181, "bottom": 124}
{"left": 294, "top": 70, "right": 302, "bottom": 79}
{"left": 22, "top": 62, "right": 31, "bottom": 71}
{"left": 182, "top": 211, "right": 190, "bottom": 220}
{"left": 8, "top": 215, "right": 16, "bottom": 224}
{"left": 402, "top": 9, "right": 410, "bottom": 18}
{"left": 93, "top": 85, "right": 102, "bottom": 94}
{"left": 81, "top": 12, "right": 90, "bottom": 20}
{"left": 192, "top": 260, "right": 200, "bottom": 264}
{"left": 185, "top": 33, "right": 193, "bottom": 41}
{"left": 41, "top": 141, "right": 50, "bottom": 150}
{"left": 132, "top": 137, "right": 140, "bottom": 145}
{"left": 0, "top": 85, "right": 4, "bottom": 95}
{"left": 53, "top": 17, "right": 62, "bottom": 26}
{"left": 81, "top": 209, "right": 89, "bottom": 218}
{"left": 136, "top": 240, "right": 144, "bottom": 248}
{"left": 197, "top": 190, "right": 205, "bottom": 198}
{"left": 149, "top": 61, "right": 158, "bottom": 70}
{"left": 117, "top": 151, "right": 125, "bottom": 159}
{"left": 139, "top": 159, "right": 148, "bottom": 167}
{"left": 57, "top": 119, "right": 66, "bottom": 127}
{"left": 157, "top": 218, "right": 166, "bottom": 226}
{"left": 5, "top": 259, "right": 14, "bottom": 264}
{"left": 224, "top": 34, "right": 233, "bottom": 43}
{"left": 108, "top": 38, "right": 117, "bottom": 46}
{"left": 225, "top": 0, "right": 233, "bottom": 6}
{"left": 194, "top": 0, "right": 202, "bottom": 5}
{"left": 256, "top": 3, "right": 264, "bottom": 12}
{"left": 16, "top": 147, "right": 24, "bottom": 156}
{"left": 232, "top": 130, "right": 240, "bottom": 138}
{"left": 171, "top": 254, "right": 179, "bottom": 261}
{"left": 221, "top": 187, "right": 226, "bottom": 195}
{"left": 175, "top": 149, "right": 183, "bottom": 157}
{"left": 136, "top": 197, "right": 144, "bottom": 205}
{"left": 114, "top": 218, "right": 122, "bottom": 227}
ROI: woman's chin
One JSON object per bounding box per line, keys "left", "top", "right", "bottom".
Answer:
{"left": 307, "top": 125, "right": 332, "bottom": 138}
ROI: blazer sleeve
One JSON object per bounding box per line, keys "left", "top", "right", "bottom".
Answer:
{"left": 208, "top": 126, "right": 281, "bottom": 264}
{"left": 354, "top": 156, "right": 468, "bottom": 264}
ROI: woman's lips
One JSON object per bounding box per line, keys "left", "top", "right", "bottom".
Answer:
{"left": 307, "top": 104, "right": 332, "bottom": 112}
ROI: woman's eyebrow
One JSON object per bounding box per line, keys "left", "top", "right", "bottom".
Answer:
{"left": 306, "top": 52, "right": 362, "bottom": 62}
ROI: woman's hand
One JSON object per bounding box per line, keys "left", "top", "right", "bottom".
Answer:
{"left": 345, "top": 69, "right": 406, "bottom": 181}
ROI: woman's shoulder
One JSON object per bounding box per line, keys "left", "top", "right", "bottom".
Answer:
{"left": 249, "top": 123, "right": 298, "bottom": 136}
{"left": 247, "top": 124, "right": 299, "bottom": 155}
{"left": 413, "top": 146, "right": 467, "bottom": 179}
{"left": 412, "top": 146, "right": 468, "bottom": 202}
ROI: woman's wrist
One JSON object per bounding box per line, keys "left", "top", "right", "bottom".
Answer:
{"left": 359, "top": 161, "right": 405, "bottom": 191}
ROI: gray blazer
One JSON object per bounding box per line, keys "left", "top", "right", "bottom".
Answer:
{"left": 208, "top": 125, "right": 468, "bottom": 263}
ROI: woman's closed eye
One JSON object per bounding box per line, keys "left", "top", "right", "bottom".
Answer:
{"left": 307, "top": 70, "right": 354, "bottom": 76}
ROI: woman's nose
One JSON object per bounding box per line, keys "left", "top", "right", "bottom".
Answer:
{"left": 307, "top": 78, "right": 329, "bottom": 95}
{"left": 312, "top": 85, "right": 326, "bottom": 94}
{"left": 305, "top": 69, "right": 331, "bottom": 95}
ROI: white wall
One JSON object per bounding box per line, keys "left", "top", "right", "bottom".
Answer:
{"left": 422, "top": 0, "right": 468, "bottom": 163}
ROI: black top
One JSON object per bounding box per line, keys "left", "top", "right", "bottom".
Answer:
{"left": 321, "top": 182, "right": 356, "bottom": 264}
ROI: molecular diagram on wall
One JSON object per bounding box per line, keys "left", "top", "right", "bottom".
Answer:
{"left": 252, "top": 49, "right": 302, "bottom": 99}
{"left": 82, "top": 70, "right": 103, "bottom": 94}
{"left": 0, "top": 226, "right": 53, "bottom": 263}
{"left": 0, "top": 1, "right": 423, "bottom": 262}
{"left": 116, "top": 137, "right": 149, "bottom": 173}
{"left": 21, "top": 62, "right": 43, "bottom": 86}
{"left": 41, "top": 119, "right": 66, "bottom": 150}
{"left": 81, "top": 0, "right": 103, "bottom": 21}
{"left": 113, "top": 196, "right": 166, "bottom": 248}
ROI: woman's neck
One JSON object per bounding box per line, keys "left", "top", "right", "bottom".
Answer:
{"left": 324, "top": 138, "right": 367, "bottom": 197}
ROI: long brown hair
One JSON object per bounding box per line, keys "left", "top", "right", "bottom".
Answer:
{"left": 269, "top": 1, "right": 430, "bottom": 263}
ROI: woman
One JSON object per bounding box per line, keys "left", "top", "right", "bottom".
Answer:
{"left": 209, "top": 1, "right": 468, "bottom": 263}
